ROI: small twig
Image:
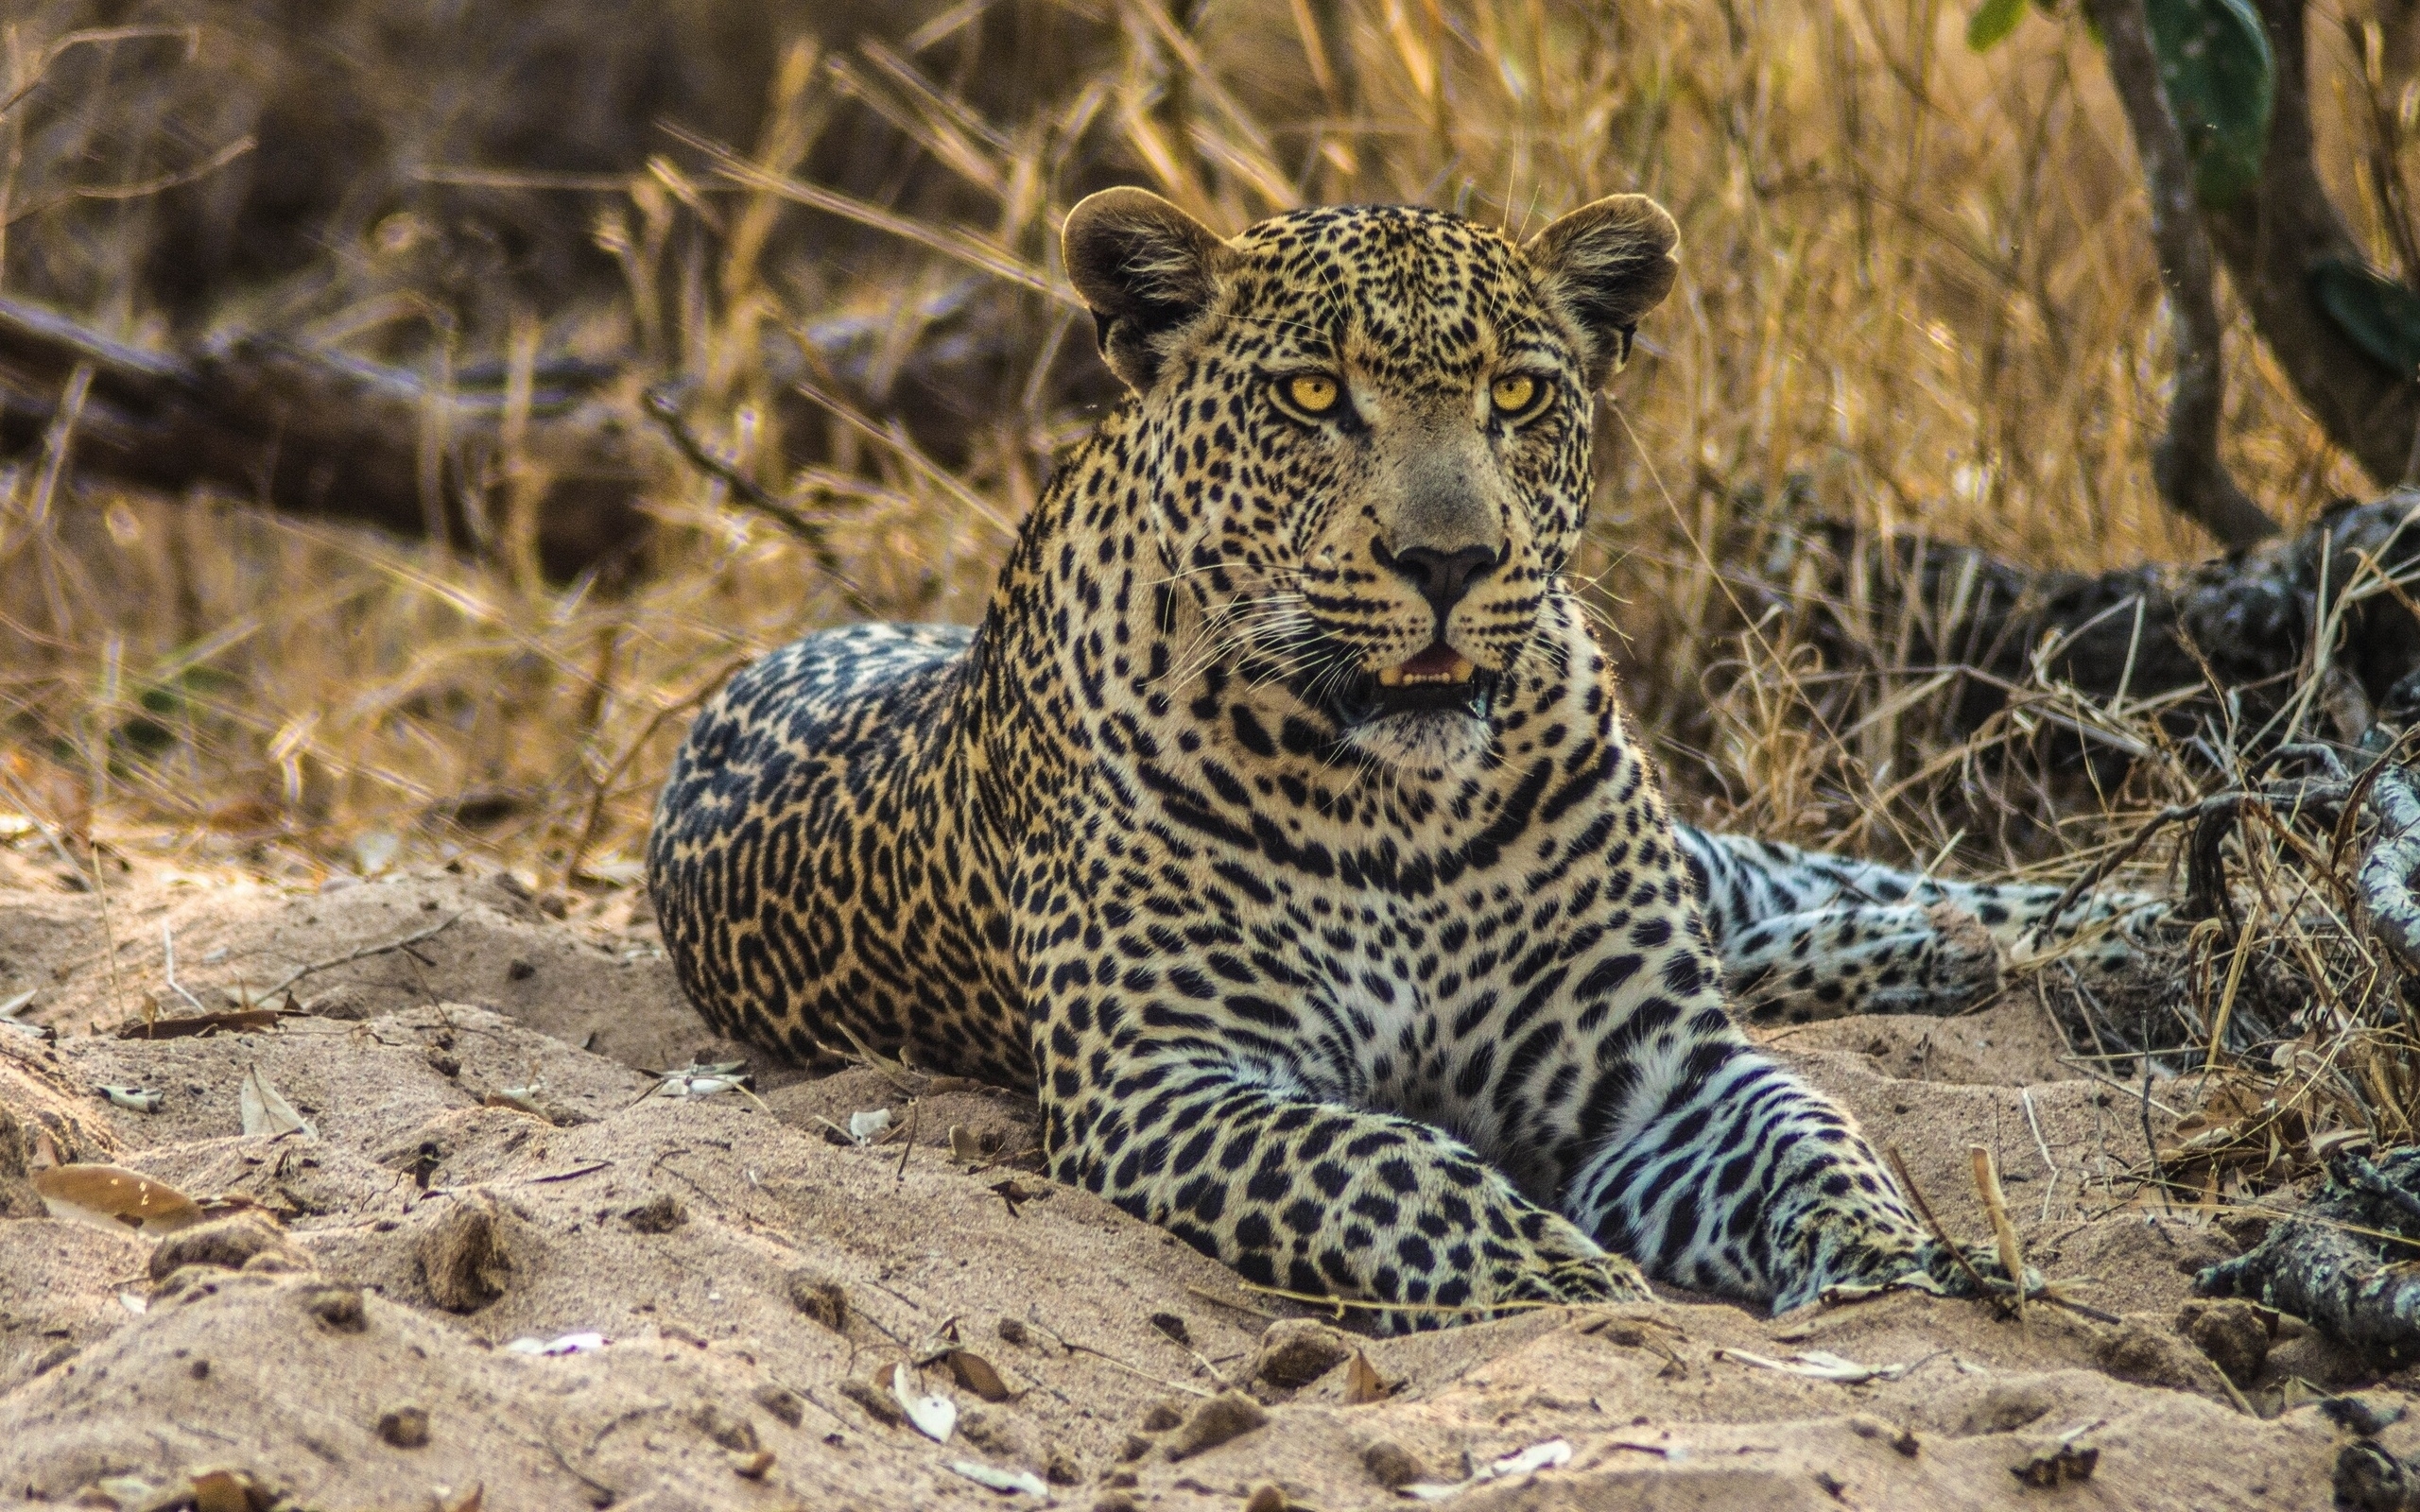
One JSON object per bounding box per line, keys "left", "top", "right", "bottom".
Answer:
{"left": 557, "top": 654, "right": 751, "bottom": 892}
{"left": 2020, "top": 1089, "right": 2061, "bottom": 1225}
{"left": 2139, "top": 1022, "right": 2171, "bottom": 1214}
{"left": 257, "top": 913, "right": 465, "bottom": 1002}
{"left": 1883, "top": 1145, "right": 2000, "bottom": 1307}
{"left": 894, "top": 1097, "right": 921, "bottom": 1183}
{"left": 160, "top": 923, "right": 207, "bottom": 1014}
{"left": 640, "top": 383, "right": 867, "bottom": 610}
{"left": 1183, "top": 1283, "right": 1278, "bottom": 1320}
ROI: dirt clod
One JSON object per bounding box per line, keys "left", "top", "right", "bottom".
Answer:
{"left": 1167, "top": 1389, "right": 1268, "bottom": 1460}
{"left": 622, "top": 1194, "right": 685, "bottom": 1232}
{"left": 1359, "top": 1437, "right": 1423, "bottom": 1486}
{"left": 751, "top": 1383, "right": 804, "bottom": 1428}
{"left": 837, "top": 1375, "right": 904, "bottom": 1428}
{"left": 377, "top": 1404, "right": 430, "bottom": 1448}
{"left": 300, "top": 1284, "right": 367, "bottom": 1332}
{"left": 2096, "top": 1316, "right": 2222, "bottom": 1395}
{"left": 415, "top": 1195, "right": 510, "bottom": 1312}
{"left": 1956, "top": 1383, "right": 2056, "bottom": 1436}
{"left": 2176, "top": 1298, "right": 2272, "bottom": 1386}
{"left": 1253, "top": 1318, "right": 1353, "bottom": 1388}
{"left": 694, "top": 1403, "right": 758, "bottom": 1452}
{"left": 785, "top": 1268, "right": 848, "bottom": 1331}
{"left": 148, "top": 1213, "right": 298, "bottom": 1280}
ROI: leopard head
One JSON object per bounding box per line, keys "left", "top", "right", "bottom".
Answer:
{"left": 1063, "top": 189, "right": 1678, "bottom": 771}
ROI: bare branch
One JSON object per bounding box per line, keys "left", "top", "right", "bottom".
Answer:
{"left": 2083, "top": 0, "right": 2282, "bottom": 548}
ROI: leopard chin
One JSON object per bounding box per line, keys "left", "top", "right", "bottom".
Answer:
{"left": 1344, "top": 706, "right": 1495, "bottom": 773}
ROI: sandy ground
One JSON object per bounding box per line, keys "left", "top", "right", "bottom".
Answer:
{"left": 0, "top": 862, "right": 2399, "bottom": 1510}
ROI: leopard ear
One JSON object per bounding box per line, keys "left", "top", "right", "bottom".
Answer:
{"left": 1521, "top": 195, "right": 1679, "bottom": 388}
{"left": 1063, "top": 188, "right": 1231, "bottom": 391}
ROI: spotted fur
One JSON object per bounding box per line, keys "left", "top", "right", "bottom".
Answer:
{"left": 650, "top": 191, "right": 2028, "bottom": 1324}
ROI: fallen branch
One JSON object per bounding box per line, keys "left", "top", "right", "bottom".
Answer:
{"left": 1744, "top": 493, "right": 2420, "bottom": 756}
{"left": 2197, "top": 1146, "right": 2420, "bottom": 1367}
{"left": 2083, "top": 0, "right": 2279, "bottom": 546}
{"left": 0, "top": 295, "right": 648, "bottom": 579}
{"left": 2361, "top": 764, "right": 2420, "bottom": 974}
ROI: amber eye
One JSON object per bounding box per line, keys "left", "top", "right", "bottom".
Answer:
{"left": 1284, "top": 374, "right": 1341, "bottom": 416}
{"left": 1490, "top": 374, "right": 1542, "bottom": 418}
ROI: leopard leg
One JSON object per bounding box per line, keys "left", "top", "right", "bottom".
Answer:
{"left": 1564, "top": 1036, "right": 2013, "bottom": 1311}
{"left": 1045, "top": 1043, "right": 1647, "bottom": 1335}
{"left": 1723, "top": 902, "right": 2002, "bottom": 1022}
{"left": 1676, "top": 824, "right": 2165, "bottom": 1017}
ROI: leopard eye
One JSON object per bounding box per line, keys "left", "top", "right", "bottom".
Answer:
{"left": 1283, "top": 374, "right": 1341, "bottom": 416}
{"left": 1490, "top": 373, "right": 1543, "bottom": 419}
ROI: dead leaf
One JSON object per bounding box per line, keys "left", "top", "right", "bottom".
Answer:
{"left": 848, "top": 1108, "right": 892, "bottom": 1143}
{"left": 1402, "top": 1437, "right": 1573, "bottom": 1500}
{"left": 946, "top": 1459, "right": 1050, "bottom": 1498}
{"left": 238, "top": 1065, "right": 314, "bottom": 1138}
{"left": 95, "top": 1084, "right": 164, "bottom": 1113}
{"left": 948, "top": 1349, "right": 1015, "bottom": 1401}
{"left": 1344, "top": 1349, "right": 1393, "bottom": 1404}
{"left": 1719, "top": 1349, "right": 1918, "bottom": 1384}
{"left": 32, "top": 1163, "right": 203, "bottom": 1232}
{"left": 438, "top": 1485, "right": 484, "bottom": 1512}
{"left": 894, "top": 1361, "right": 958, "bottom": 1442}
{"left": 114, "top": 1008, "right": 284, "bottom": 1040}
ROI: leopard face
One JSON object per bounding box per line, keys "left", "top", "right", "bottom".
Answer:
{"left": 1066, "top": 194, "right": 1677, "bottom": 774}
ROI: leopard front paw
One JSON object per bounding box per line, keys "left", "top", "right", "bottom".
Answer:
{"left": 1914, "top": 1239, "right": 2040, "bottom": 1301}
{"left": 1527, "top": 1252, "right": 1652, "bottom": 1307}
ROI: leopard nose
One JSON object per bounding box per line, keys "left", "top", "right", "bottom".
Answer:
{"left": 1373, "top": 541, "right": 1501, "bottom": 623}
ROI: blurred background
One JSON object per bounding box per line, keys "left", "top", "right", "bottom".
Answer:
{"left": 0, "top": 0, "right": 2395, "bottom": 896}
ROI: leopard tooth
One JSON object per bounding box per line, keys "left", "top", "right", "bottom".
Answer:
{"left": 1377, "top": 665, "right": 1405, "bottom": 687}
{"left": 1445, "top": 654, "right": 1474, "bottom": 681}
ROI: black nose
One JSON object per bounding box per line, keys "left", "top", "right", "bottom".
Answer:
{"left": 1374, "top": 541, "right": 1501, "bottom": 622}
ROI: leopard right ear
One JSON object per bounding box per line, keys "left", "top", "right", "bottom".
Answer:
{"left": 1063, "top": 188, "right": 1231, "bottom": 392}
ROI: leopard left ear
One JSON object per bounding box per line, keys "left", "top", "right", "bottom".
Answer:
{"left": 1521, "top": 195, "right": 1679, "bottom": 388}
{"left": 1063, "top": 188, "right": 1233, "bottom": 392}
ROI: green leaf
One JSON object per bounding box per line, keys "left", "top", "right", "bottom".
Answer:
{"left": 1968, "top": 0, "right": 2031, "bottom": 50}
{"left": 2143, "top": 0, "right": 2274, "bottom": 208}
{"left": 2312, "top": 259, "right": 2420, "bottom": 380}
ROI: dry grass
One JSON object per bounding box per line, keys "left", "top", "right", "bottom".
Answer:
{"left": 0, "top": 0, "right": 2395, "bottom": 923}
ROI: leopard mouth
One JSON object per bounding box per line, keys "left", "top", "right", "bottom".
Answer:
{"left": 1322, "top": 642, "right": 1502, "bottom": 726}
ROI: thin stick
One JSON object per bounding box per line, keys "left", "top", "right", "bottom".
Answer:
{"left": 256, "top": 914, "right": 464, "bottom": 1002}
{"left": 1970, "top": 1145, "right": 2029, "bottom": 1327}
{"left": 1884, "top": 1145, "right": 1997, "bottom": 1301}
{"left": 2020, "top": 1089, "right": 2060, "bottom": 1224}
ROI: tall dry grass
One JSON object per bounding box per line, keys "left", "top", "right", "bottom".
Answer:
{"left": 0, "top": 0, "right": 2393, "bottom": 901}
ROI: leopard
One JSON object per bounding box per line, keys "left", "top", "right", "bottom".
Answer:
{"left": 648, "top": 187, "right": 2080, "bottom": 1328}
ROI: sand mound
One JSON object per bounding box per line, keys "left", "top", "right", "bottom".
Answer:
{"left": 0, "top": 868, "right": 2403, "bottom": 1509}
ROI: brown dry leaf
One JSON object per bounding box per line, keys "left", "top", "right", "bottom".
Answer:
{"left": 238, "top": 1065, "right": 314, "bottom": 1138}
{"left": 114, "top": 1008, "right": 285, "bottom": 1040}
{"left": 32, "top": 1163, "right": 202, "bottom": 1233}
{"left": 948, "top": 1348, "right": 1014, "bottom": 1401}
{"left": 1344, "top": 1349, "right": 1392, "bottom": 1404}
{"left": 438, "top": 1485, "right": 484, "bottom": 1512}
{"left": 948, "top": 1124, "right": 983, "bottom": 1163}
{"left": 186, "top": 1466, "right": 270, "bottom": 1512}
